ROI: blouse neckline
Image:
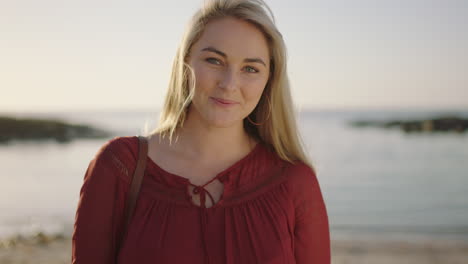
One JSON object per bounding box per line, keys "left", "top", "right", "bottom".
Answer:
{"left": 142, "top": 136, "right": 264, "bottom": 186}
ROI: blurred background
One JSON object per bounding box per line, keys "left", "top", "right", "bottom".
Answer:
{"left": 1, "top": 0, "right": 467, "bottom": 263}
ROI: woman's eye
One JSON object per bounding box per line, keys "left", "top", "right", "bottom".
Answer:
{"left": 244, "top": 66, "right": 259, "bottom": 73}
{"left": 206, "top": 58, "right": 221, "bottom": 65}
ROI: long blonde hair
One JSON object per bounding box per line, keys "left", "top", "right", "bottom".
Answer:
{"left": 147, "top": 0, "right": 314, "bottom": 171}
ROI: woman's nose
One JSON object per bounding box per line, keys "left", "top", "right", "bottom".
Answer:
{"left": 217, "top": 68, "right": 239, "bottom": 91}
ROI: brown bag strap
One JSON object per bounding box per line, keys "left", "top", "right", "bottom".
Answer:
{"left": 117, "top": 135, "right": 148, "bottom": 253}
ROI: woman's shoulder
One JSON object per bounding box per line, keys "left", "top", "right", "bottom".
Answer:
{"left": 283, "top": 160, "right": 316, "bottom": 179}
{"left": 254, "top": 145, "right": 317, "bottom": 188}
{"left": 88, "top": 135, "right": 140, "bottom": 183}
{"left": 96, "top": 135, "right": 139, "bottom": 159}
{"left": 281, "top": 161, "right": 321, "bottom": 200}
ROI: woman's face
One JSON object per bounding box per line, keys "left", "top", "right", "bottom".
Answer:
{"left": 187, "top": 17, "right": 270, "bottom": 128}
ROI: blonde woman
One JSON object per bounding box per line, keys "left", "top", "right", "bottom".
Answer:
{"left": 72, "top": 0, "right": 330, "bottom": 263}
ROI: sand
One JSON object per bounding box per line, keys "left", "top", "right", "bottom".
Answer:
{"left": 1, "top": 233, "right": 467, "bottom": 264}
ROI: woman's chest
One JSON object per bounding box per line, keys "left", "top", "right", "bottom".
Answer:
{"left": 117, "top": 189, "right": 296, "bottom": 264}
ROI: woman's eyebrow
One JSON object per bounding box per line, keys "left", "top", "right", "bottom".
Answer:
{"left": 201, "top": 46, "right": 267, "bottom": 67}
{"left": 201, "top": 46, "right": 227, "bottom": 58}
{"left": 244, "top": 58, "right": 266, "bottom": 67}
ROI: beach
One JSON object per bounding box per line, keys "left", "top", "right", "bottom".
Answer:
{"left": 332, "top": 238, "right": 468, "bottom": 264}
{"left": 1, "top": 110, "right": 467, "bottom": 263}
{"left": 1, "top": 233, "right": 467, "bottom": 264}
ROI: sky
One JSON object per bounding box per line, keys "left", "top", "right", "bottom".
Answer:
{"left": 0, "top": 0, "right": 467, "bottom": 112}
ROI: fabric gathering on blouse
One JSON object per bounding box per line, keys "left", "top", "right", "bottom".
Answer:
{"left": 72, "top": 136, "right": 330, "bottom": 264}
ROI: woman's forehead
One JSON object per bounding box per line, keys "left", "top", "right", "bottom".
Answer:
{"left": 194, "top": 17, "right": 270, "bottom": 61}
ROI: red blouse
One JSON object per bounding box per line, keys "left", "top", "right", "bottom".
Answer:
{"left": 72, "top": 136, "right": 330, "bottom": 264}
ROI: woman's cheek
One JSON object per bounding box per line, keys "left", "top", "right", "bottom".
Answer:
{"left": 196, "top": 67, "right": 218, "bottom": 89}
{"left": 193, "top": 69, "right": 209, "bottom": 93}
{"left": 247, "top": 79, "right": 267, "bottom": 98}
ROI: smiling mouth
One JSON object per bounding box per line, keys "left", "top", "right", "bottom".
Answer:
{"left": 210, "top": 97, "right": 239, "bottom": 106}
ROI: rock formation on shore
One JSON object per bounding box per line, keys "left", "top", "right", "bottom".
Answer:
{"left": 350, "top": 115, "right": 468, "bottom": 133}
{"left": 0, "top": 115, "right": 112, "bottom": 144}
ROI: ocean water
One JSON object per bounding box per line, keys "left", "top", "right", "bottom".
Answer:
{"left": 1, "top": 108, "right": 467, "bottom": 242}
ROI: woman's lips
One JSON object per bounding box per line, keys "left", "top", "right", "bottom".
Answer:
{"left": 210, "top": 97, "right": 239, "bottom": 107}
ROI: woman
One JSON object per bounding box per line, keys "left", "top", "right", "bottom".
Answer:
{"left": 72, "top": 0, "right": 330, "bottom": 263}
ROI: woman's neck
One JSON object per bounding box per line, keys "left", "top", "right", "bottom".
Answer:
{"left": 170, "top": 110, "right": 256, "bottom": 163}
